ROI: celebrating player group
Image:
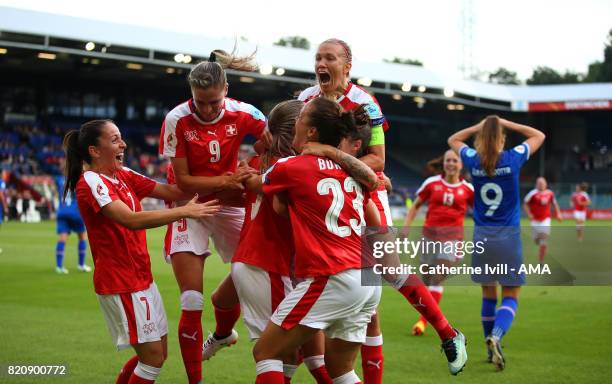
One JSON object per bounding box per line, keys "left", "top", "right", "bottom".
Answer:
{"left": 63, "top": 38, "right": 548, "bottom": 383}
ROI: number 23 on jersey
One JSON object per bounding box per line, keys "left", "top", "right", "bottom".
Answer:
{"left": 317, "top": 177, "right": 365, "bottom": 237}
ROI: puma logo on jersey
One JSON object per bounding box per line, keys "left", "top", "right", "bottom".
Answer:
{"left": 207, "top": 130, "right": 216, "bottom": 136}
{"left": 181, "top": 332, "right": 197, "bottom": 341}
{"left": 367, "top": 360, "right": 382, "bottom": 369}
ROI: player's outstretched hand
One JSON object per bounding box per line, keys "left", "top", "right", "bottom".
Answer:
{"left": 182, "top": 195, "right": 221, "bottom": 219}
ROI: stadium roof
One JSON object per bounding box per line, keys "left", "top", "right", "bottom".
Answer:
{"left": 2, "top": 6, "right": 612, "bottom": 112}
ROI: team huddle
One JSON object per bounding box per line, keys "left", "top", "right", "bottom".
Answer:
{"left": 61, "top": 39, "right": 587, "bottom": 383}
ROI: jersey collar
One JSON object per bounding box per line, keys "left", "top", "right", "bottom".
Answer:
{"left": 335, "top": 82, "right": 353, "bottom": 103}
{"left": 191, "top": 99, "right": 226, "bottom": 125}
{"left": 440, "top": 176, "right": 463, "bottom": 188}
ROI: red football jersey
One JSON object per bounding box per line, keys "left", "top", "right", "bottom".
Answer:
{"left": 232, "top": 156, "right": 294, "bottom": 276}
{"left": 76, "top": 167, "right": 156, "bottom": 295}
{"left": 416, "top": 175, "right": 474, "bottom": 240}
{"left": 524, "top": 189, "right": 556, "bottom": 221}
{"left": 571, "top": 191, "right": 590, "bottom": 211}
{"left": 371, "top": 172, "right": 393, "bottom": 226}
{"left": 159, "top": 98, "right": 266, "bottom": 201}
{"left": 299, "top": 83, "right": 390, "bottom": 222}
{"left": 262, "top": 155, "right": 369, "bottom": 277}
{"left": 298, "top": 83, "right": 389, "bottom": 132}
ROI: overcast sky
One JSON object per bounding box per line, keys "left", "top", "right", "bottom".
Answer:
{"left": 1, "top": 0, "right": 610, "bottom": 81}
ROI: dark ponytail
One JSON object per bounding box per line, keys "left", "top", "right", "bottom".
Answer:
{"left": 307, "top": 98, "right": 359, "bottom": 148}
{"left": 62, "top": 119, "right": 111, "bottom": 201}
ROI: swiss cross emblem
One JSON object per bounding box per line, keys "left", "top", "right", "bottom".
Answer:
{"left": 225, "top": 124, "right": 237, "bottom": 136}
{"left": 184, "top": 130, "right": 199, "bottom": 142}
{"left": 458, "top": 189, "right": 464, "bottom": 195}
{"left": 434, "top": 185, "right": 442, "bottom": 191}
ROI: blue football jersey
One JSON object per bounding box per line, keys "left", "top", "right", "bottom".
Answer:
{"left": 55, "top": 176, "right": 81, "bottom": 216}
{"left": 460, "top": 143, "right": 530, "bottom": 227}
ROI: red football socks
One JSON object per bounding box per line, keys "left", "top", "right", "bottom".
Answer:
{"left": 116, "top": 355, "right": 139, "bottom": 384}
{"left": 178, "top": 310, "right": 203, "bottom": 384}
{"left": 214, "top": 303, "right": 240, "bottom": 338}
{"left": 398, "top": 275, "right": 456, "bottom": 341}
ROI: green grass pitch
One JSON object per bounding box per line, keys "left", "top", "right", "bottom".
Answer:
{"left": 1, "top": 220, "right": 611, "bottom": 383}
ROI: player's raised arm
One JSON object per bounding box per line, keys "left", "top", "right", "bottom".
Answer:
{"left": 301, "top": 142, "right": 379, "bottom": 191}
{"left": 359, "top": 143, "right": 385, "bottom": 172}
{"left": 448, "top": 119, "right": 485, "bottom": 153}
{"left": 148, "top": 182, "right": 193, "bottom": 201}
{"left": 101, "top": 195, "right": 220, "bottom": 230}
{"left": 500, "top": 118, "right": 545, "bottom": 154}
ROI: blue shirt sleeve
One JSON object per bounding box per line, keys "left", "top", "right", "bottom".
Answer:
{"left": 459, "top": 145, "right": 478, "bottom": 168}
{"left": 509, "top": 142, "right": 530, "bottom": 168}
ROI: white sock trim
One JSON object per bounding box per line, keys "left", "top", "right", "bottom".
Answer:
{"left": 180, "top": 290, "right": 203, "bottom": 311}
{"left": 332, "top": 370, "right": 360, "bottom": 384}
{"left": 133, "top": 362, "right": 161, "bottom": 381}
{"left": 303, "top": 355, "right": 325, "bottom": 370}
{"left": 256, "top": 359, "right": 283, "bottom": 375}
{"left": 364, "top": 334, "right": 383, "bottom": 346}
{"left": 428, "top": 285, "right": 444, "bottom": 293}
{"left": 283, "top": 364, "right": 298, "bottom": 378}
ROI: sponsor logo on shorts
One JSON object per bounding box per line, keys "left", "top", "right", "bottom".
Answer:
{"left": 142, "top": 322, "right": 157, "bottom": 335}
{"left": 173, "top": 233, "right": 190, "bottom": 246}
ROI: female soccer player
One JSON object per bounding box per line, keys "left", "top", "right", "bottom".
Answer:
{"left": 571, "top": 182, "right": 591, "bottom": 241}
{"left": 523, "top": 177, "right": 561, "bottom": 263}
{"left": 403, "top": 150, "right": 474, "bottom": 336}
{"left": 234, "top": 101, "right": 378, "bottom": 383}
{"left": 159, "top": 50, "right": 268, "bottom": 383}
{"left": 64, "top": 119, "right": 220, "bottom": 384}
{"left": 449, "top": 115, "right": 545, "bottom": 371}
{"left": 252, "top": 97, "right": 382, "bottom": 384}
{"left": 300, "top": 39, "right": 467, "bottom": 379}
{"left": 54, "top": 173, "right": 90, "bottom": 274}
{"left": 298, "top": 39, "right": 388, "bottom": 382}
